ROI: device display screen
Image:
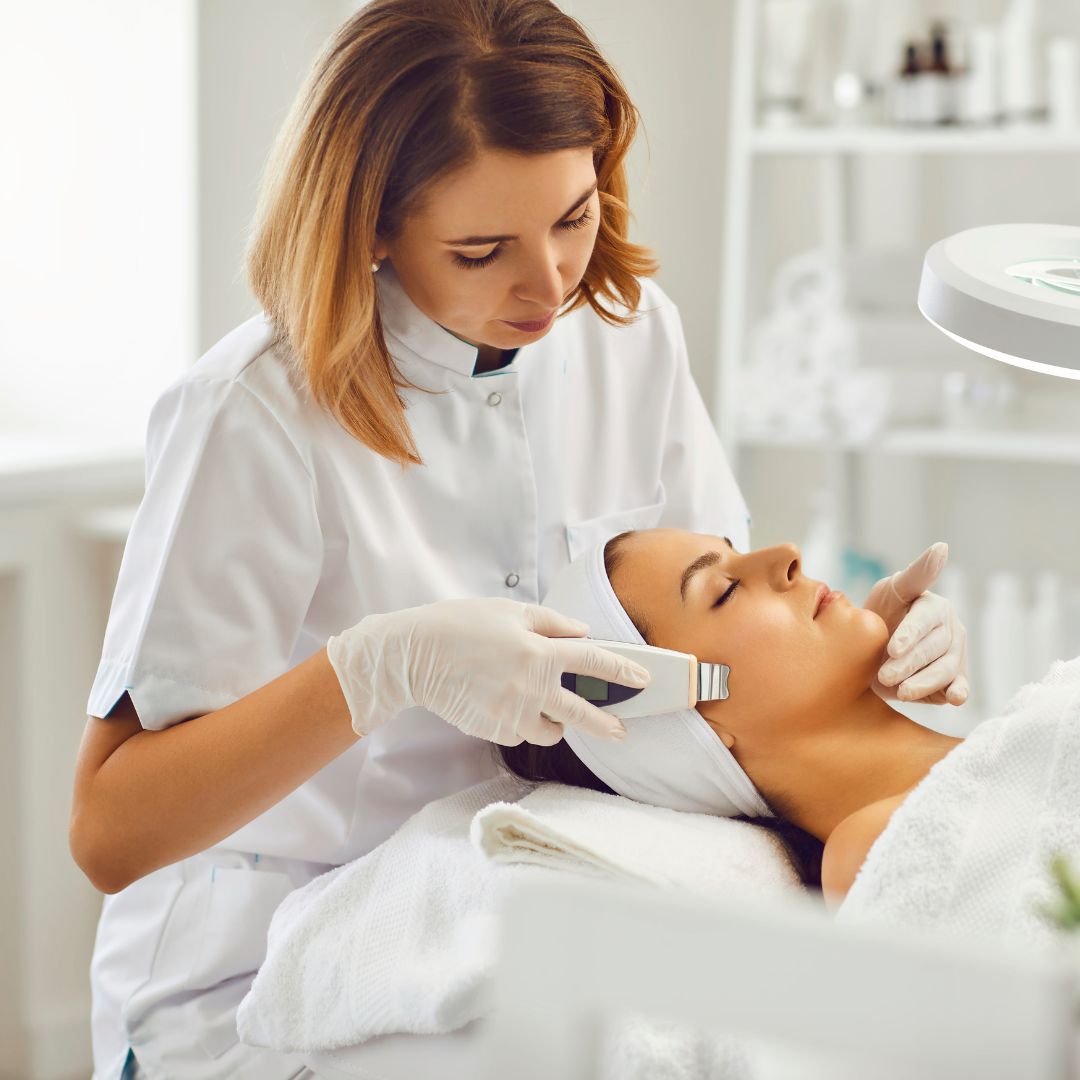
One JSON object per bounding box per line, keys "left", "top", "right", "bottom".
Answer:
{"left": 561, "top": 670, "right": 642, "bottom": 707}
{"left": 574, "top": 675, "right": 610, "bottom": 702}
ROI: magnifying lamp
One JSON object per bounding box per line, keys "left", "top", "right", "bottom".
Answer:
{"left": 918, "top": 224, "right": 1080, "bottom": 380}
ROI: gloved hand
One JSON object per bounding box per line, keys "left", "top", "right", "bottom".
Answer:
{"left": 326, "top": 597, "right": 649, "bottom": 746}
{"left": 862, "top": 542, "right": 970, "bottom": 706}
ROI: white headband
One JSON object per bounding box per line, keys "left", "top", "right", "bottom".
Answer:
{"left": 542, "top": 541, "right": 773, "bottom": 819}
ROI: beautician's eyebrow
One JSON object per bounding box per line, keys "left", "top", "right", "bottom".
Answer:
{"left": 680, "top": 537, "right": 735, "bottom": 603}
{"left": 440, "top": 182, "right": 599, "bottom": 246}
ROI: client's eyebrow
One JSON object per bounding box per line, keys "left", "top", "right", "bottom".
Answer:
{"left": 680, "top": 537, "right": 735, "bottom": 603}
{"left": 441, "top": 182, "right": 598, "bottom": 246}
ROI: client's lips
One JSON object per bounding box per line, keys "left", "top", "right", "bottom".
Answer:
{"left": 813, "top": 584, "right": 830, "bottom": 619}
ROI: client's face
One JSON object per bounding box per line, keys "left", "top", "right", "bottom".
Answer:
{"left": 607, "top": 529, "right": 889, "bottom": 747}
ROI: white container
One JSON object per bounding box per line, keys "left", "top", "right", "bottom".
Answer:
{"left": 979, "top": 571, "right": 1027, "bottom": 716}
{"left": 955, "top": 25, "right": 1000, "bottom": 125}
{"left": 1026, "top": 572, "right": 1064, "bottom": 683}
{"left": 1000, "top": 0, "right": 1046, "bottom": 124}
{"left": 759, "top": 0, "right": 818, "bottom": 127}
{"left": 893, "top": 70, "right": 951, "bottom": 125}
{"left": 1047, "top": 37, "right": 1080, "bottom": 131}
{"left": 892, "top": 73, "right": 920, "bottom": 124}
{"left": 918, "top": 71, "right": 952, "bottom": 124}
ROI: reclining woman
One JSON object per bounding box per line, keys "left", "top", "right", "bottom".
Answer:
{"left": 500, "top": 528, "right": 966, "bottom": 906}
{"left": 235, "top": 528, "right": 1075, "bottom": 1058}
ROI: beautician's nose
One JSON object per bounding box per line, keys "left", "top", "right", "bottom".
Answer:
{"left": 763, "top": 542, "right": 801, "bottom": 591}
{"left": 516, "top": 248, "right": 565, "bottom": 309}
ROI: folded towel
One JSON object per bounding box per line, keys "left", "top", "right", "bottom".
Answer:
{"left": 472, "top": 782, "right": 801, "bottom": 898}
{"left": 837, "top": 655, "right": 1080, "bottom": 954}
{"left": 237, "top": 774, "right": 802, "bottom": 1075}
{"left": 236, "top": 774, "right": 534, "bottom": 1054}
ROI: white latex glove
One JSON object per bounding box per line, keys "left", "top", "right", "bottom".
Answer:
{"left": 326, "top": 597, "right": 650, "bottom": 746}
{"left": 862, "top": 542, "right": 970, "bottom": 706}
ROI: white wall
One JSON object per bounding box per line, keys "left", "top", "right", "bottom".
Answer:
{"left": 196, "top": 0, "right": 351, "bottom": 354}
{"left": 0, "top": 1, "right": 197, "bottom": 449}
{"left": 1, "top": 7, "right": 197, "bottom": 1074}
{"left": 559, "top": 1, "right": 734, "bottom": 406}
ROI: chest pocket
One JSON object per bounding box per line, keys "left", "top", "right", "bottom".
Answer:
{"left": 565, "top": 498, "right": 666, "bottom": 563}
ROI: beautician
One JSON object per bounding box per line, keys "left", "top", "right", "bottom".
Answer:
{"left": 69, "top": 1, "right": 969, "bottom": 1077}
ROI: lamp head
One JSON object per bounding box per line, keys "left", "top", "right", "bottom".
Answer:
{"left": 918, "top": 224, "right": 1080, "bottom": 380}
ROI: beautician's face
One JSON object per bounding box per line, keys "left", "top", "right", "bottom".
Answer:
{"left": 608, "top": 529, "right": 889, "bottom": 746}
{"left": 375, "top": 146, "right": 600, "bottom": 351}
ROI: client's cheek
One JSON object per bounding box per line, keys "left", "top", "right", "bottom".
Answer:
{"left": 731, "top": 653, "right": 807, "bottom": 719}
{"left": 867, "top": 609, "right": 890, "bottom": 648}
{"left": 840, "top": 610, "right": 891, "bottom": 689}
{"left": 852, "top": 607, "right": 891, "bottom": 658}
{"left": 776, "top": 626, "right": 870, "bottom": 706}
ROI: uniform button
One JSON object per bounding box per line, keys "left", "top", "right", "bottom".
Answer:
{"left": 487, "top": 392, "right": 502, "bottom": 407}
{"left": 505, "top": 572, "right": 520, "bottom": 588}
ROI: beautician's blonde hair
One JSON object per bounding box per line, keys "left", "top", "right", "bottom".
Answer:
{"left": 246, "top": 0, "right": 656, "bottom": 466}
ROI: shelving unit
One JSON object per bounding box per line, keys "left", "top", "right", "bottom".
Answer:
{"left": 749, "top": 126, "right": 1080, "bottom": 155}
{"left": 713, "top": 0, "right": 1080, "bottom": 462}
{"left": 740, "top": 426, "right": 1080, "bottom": 466}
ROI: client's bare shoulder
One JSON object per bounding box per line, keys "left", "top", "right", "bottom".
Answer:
{"left": 821, "top": 790, "right": 911, "bottom": 910}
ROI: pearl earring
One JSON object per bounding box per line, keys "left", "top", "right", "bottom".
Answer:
{"left": 371, "top": 260, "right": 381, "bottom": 273}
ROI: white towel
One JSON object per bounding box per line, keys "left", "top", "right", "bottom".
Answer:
{"left": 837, "top": 655, "right": 1080, "bottom": 953}
{"left": 237, "top": 775, "right": 801, "bottom": 1073}
{"left": 236, "top": 774, "right": 533, "bottom": 1053}
{"left": 472, "top": 782, "right": 801, "bottom": 897}
{"left": 472, "top": 784, "right": 805, "bottom": 1080}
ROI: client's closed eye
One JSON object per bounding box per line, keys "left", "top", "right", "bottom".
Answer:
{"left": 713, "top": 536, "right": 740, "bottom": 607}
{"left": 714, "top": 580, "right": 740, "bottom": 608}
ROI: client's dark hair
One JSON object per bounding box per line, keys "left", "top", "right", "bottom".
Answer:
{"left": 496, "top": 531, "right": 825, "bottom": 891}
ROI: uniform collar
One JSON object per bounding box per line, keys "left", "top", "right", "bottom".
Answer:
{"left": 376, "top": 261, "right": 509, "bottom": 379}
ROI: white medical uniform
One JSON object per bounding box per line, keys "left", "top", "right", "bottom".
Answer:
{"left": 85, "top": 264, "right": 750, "bottom": 1079}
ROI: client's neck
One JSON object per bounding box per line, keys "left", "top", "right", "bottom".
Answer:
{"left": 737, "top": 692, "right": 963, "bottom": 843}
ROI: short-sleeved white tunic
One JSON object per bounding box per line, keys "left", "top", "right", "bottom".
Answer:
{"left": 85, "top": 264, "right": 750, "bottom": 1078}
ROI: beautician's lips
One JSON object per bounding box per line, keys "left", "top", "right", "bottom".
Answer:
{"left": 502, "top": 310, "right": 555, "bottom": 333}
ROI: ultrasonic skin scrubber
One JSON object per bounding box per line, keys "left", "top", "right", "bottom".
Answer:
{"left": 561, "top": 640, "right": 730, "bottom": 719}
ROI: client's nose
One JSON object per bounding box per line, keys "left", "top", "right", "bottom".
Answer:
{"left": 764, "top": 542, "right": 801, "bottom": 590}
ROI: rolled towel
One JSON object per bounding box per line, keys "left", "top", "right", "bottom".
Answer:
{"left": 472, "top": 782, "right": 802, "bottom": 900}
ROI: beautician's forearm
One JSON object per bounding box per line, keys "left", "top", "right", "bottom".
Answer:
{"left": 78, "top": 649, "right": 359, "bottom": 893}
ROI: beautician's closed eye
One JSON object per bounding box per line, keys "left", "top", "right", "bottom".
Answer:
{"left": 452, "top": 207, "right": 596, "bottom": 268}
